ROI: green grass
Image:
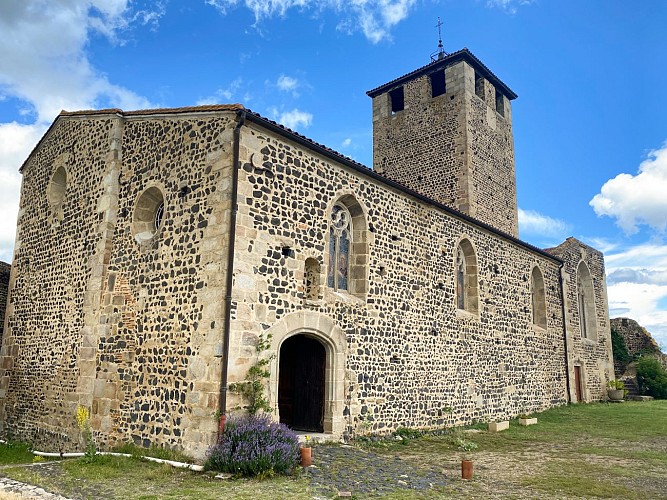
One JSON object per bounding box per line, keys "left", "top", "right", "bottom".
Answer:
{"left": 5, "top": 456, "right": 312, "bottom": 500}
{"left": 520, "top": 461, "right": 642, "bottom": 499}
{"left": 1, "top": 401, "right": 667, "bottom": 499}
{"left": 0, "top": 441, "right": 36, "bottom": 464}
{"left": 110, "top": 442, "right": 195, "bottom": 464}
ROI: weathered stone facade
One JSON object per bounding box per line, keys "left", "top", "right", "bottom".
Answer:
{"left": 369, "top": 50, "right": 519, "bottom": 237}
{"left": 0, "top": 49, "right": 613, "bottom": 458}
{"left": 0, "top": 262, "right": 10, "bottom": 340}
{"left": 546, "top": 238, "right": 614, "bottom": 402}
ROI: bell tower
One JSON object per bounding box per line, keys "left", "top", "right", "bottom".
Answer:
{"left": 367, "top": 48, "right": 519, "bottom": 237}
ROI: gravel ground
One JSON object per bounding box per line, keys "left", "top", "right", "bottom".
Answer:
{"left": 303, "top": 444, "right": 451, "bottom": 497}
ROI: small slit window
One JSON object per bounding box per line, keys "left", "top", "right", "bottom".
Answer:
{"left": 495, "top": 88, "right": 505, "bottom": 117}
{"left": 430, "top": 71, "right": 446, "bottom": 98}
{"left": 389, "top": 86, "right": 404, "bottom": 114}
{"left": 474, "top": 72, "right": 484, "bottom": 100}
{"left": 304, "top": 257, "right": 321, "bottom": 301}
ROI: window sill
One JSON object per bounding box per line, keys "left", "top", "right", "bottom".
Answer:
{"left": 324, "top": 288, "right": 366, "bottom": 305}
{"left": 455, "top": 308, "right": 478, "bottom": 321}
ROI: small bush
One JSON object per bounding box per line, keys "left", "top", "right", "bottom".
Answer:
{"left": 394, "top": 427, "right": 423, "bottom": 440}
{"left": 204, "top": 415, "right": 300, "bottom": 476}
{"left": 611, "top": 327, "right": 631, "bottom": 373}
{"left": 636, "top": 356, "right": 667, "bottom": 399}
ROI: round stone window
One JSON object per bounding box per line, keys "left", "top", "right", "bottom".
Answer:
{"left": 133, "top": 186, "right": 165, "bottom": 243}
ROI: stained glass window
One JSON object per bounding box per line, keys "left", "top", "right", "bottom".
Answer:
{"left": 328, "top": 205, "right": 351, "bottom": 291}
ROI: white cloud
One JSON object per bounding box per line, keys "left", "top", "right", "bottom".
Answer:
{"left": 603, "top": 242, "right": 667, "bottom": 349}
{"left": 590, "top": 142, "right": 667, "bottom": 235}
{"left": 206, "top": 0, "right": 417, "bottom": 43}
{"left": 277, "top": 75, "right": 299, "bottom": 93}
{"left": 0, "top": 1, "right": 160, "bottom": 122}
{"left": 342, "top": 138, "right": 352, "bottom": 147}
{"left": 0, "top": 122, "right": 48, "bottom": 262}
{"left": 0, "top": 1, "right": 163, "bottom": 261}
{"left": 486, "top": 0, "right": 534, "bottom": 14}
{"left": 197, "top": 77, "right": 248, "bottom": 104}
{"left": 278, "top": 108, "right": 313, "bottom": 130}
{"left": 518, "top": 208, "right": 570, "bottom": 239}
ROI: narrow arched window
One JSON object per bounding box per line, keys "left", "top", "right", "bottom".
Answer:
{"left": 304, "top": 257, "right": 321, "bottom": 300}
{"left": 327, "top": 204, "right": 351, "bottom": 291}
{"left": 577, "top": 262, "right": 597, "bottom": 341}
{"left": 454, "top": 239, "right": 478, "bottom": 314}
{"left": 456, "top": 247, "right": 466, "bottom": 310}
{"left": 531, "top": 266, "right": 547, "bottom": 329}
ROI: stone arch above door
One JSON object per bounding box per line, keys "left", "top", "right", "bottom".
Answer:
{"left": 265, "top": 311, "right": 346, "bottom": 437}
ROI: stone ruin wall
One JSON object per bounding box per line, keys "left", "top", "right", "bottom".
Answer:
{"left": 0, "top": 262, "right": 10, "bottom": 341}
{"left": 371, "top": 60, "right": 518, "bottom": 238}
{"left": 0, "top": 111, "right": 237, "bottom": 458}
{"left": 228, "top": 122, "right": 569, "bottom": 437}
{"left": 611, "top": 317, "right": 662, "bottom": 356}
{"left": 610, "top": 317, "right": 667, "bottom": 371}
{"left": 547, "top": 239, "right": 614, "bottom": 401}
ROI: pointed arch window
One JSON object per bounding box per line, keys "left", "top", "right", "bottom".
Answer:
{"left": 577, "top": 262, "right": 597, "bottom": 341}
{"left": 327, "top": 204, "right": 351, "bottom": 291}
{"left": 531, "top": 266, "right": 547, "bottom": 329}
{"left": 454, "top": 239, "right": 478, "bottom": 314}
{"left": 456, "top": 247, "right": 466, "bottom": 310}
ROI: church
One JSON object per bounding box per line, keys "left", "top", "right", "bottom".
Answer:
{"left": 0, "top": 48, "right": 614, "bottom": 459}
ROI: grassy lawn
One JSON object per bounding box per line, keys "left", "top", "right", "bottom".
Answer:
{"left": 1, "top": 401, "right": 666, "bottom": 499}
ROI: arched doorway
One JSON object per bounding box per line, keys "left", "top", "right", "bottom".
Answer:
{"left": 278, "top": 335, "right": 325, "bottom": 432}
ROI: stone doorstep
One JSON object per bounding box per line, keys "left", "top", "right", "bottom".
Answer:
{"left": 295, "top": 432, "right": 338, "bottom": 444}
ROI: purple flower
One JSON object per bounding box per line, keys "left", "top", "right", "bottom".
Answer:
{"left": 205, "top": 414, "right": 300, "bottom": 476}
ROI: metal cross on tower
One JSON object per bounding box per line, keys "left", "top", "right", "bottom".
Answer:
{"left": 430, "top": 16, "right": 448, "bottom": 62}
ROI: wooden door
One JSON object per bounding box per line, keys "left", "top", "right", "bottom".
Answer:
{"left": 279, "top": 335, "right": 325, "bottom": 432}
{"left": 574, "top": 365, "right": 583, "bottom": 402}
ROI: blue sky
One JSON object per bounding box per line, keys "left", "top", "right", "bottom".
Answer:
{"left": 1, "top": 0, "right": 666, "bottom": 347}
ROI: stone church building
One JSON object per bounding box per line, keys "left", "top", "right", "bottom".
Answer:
{"left": 0, "top": 49, "right": 614, "bottom": 458}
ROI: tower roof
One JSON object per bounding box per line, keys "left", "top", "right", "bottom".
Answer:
{"left": 366, "top": 48, "right": 517, "bottom": 99}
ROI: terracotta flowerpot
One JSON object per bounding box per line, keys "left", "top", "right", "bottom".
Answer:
{"left": 300, "top": 446, "right": 312, "bottom": 467}
{"left": 461, "top": 459, "right": 473, "bottom": 480}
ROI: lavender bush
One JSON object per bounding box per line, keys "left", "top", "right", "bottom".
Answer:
{"left": 205, "top": 415, "right": 300, "bottom": 476}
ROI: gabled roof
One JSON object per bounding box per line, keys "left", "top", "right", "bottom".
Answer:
{"left": 19, "top": 105, "right": 245, "bottom": 172}
{"left": 366, "top": 48, "right": 517, "bottom": 100}
{"left": 19, "top": 103, "right": 557, "bottom": 262}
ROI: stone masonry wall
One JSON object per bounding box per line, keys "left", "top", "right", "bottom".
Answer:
{"left": 93, "top": 113, "right": 236, "bottom": 458}
{"left": 0, "top": 117, "right": 114, "bottom": 449}
{"left": 547, "top": 238, "right": 614, "bottom": 401}
{"left": 372, "top": 60, "right": 518, "bottom": 237}
{"left": 0, "top": 110, "right": 237, "bottom": 458}
{"left": 0, "top": 262, "right": 10, "bottom": 341}
{"left": 227, "top": 121, "right": 568, "bottom": 436}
